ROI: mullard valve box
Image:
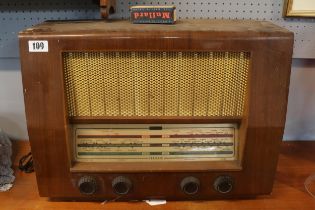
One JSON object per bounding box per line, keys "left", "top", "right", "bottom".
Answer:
{"left": 19, "top": 20, "right": 293, "bottom": 200}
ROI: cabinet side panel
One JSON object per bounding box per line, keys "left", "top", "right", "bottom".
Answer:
{"left": 19, "top": 37, "right": 72, "bottom": 196}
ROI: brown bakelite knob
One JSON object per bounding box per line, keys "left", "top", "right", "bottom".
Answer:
{"left": 78, "top": 176, "right": 97, "bottom": 195}
{"left": 180, "top": 176, "right": 200, "bottom": 195}
{"left": 214, "top": 175, "right": 234, "bottom": 194}
{"left": 112, "top": 176, "right": 132, "bottom": 195}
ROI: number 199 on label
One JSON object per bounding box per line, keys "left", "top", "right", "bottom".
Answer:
{"left": 28, "top": 41, "right": 48, "bottom": 52}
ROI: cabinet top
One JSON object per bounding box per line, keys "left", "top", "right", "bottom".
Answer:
{"left": 19, "top": 20, "right": 292, "bottom": 38}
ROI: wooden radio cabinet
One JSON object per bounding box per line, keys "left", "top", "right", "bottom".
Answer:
{"left": 19, "top": 20, "right": 293, "bottom": 200}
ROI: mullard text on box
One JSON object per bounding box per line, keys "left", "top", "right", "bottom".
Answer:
{"left": 130, "top": 6, "right": 176, "bottom": 24}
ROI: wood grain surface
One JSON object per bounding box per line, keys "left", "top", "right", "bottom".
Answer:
{"left": 1, "top": 141, "right": 315, "bottom": 210}
{"left": 19, "top": 20, "right": 293, "bottom": 199}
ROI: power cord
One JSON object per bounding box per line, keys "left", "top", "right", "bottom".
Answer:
{"left": 18, "top": 152, "right": 34, "bottom": 173}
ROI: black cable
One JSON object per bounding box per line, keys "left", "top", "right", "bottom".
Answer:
{"left": 18, "top": 152, "right": 34, "bottom": 173}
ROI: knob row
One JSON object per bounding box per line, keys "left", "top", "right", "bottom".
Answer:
{"left": 78, "top": 176, "right": 132, "bottom": 195}
{"left": 180, "top": 175, "right": 234, "bottom": 195}
{"left": 78, "top": 175, "right": 233, "bottom": 195}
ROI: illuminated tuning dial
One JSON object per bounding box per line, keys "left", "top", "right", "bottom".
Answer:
{"left": 78, "top": 176, "right": 97, "bottom": 195}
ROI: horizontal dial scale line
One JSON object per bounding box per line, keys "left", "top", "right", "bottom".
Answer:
{"left": 77, "top": 142, "right": 234, "bottom": 147}
{"left": 78, "top": 151, "right": 234, "bottom": 156}
{"left": 77, "top": 134, "right": 234, "bottom": 138}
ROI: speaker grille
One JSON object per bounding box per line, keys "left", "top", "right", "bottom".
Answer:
{"left": 63, "top": 52, "right": 250, "bottom": 118}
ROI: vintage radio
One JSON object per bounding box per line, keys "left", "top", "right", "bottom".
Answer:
{"left": 19, "top": 20, "right": 293, "bottom": 200}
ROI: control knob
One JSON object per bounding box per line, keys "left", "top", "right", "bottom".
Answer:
{"left": 78, "top": 176, "right": 97, "bottom": 195}
{"left": 112, "top": 176, "right": 132, "bottom": 195}
{"left": 180, "top": 176, "right": 200, "bottom": 195}
{"left": 213, "top": 175, "right": 234, "bottom": 194}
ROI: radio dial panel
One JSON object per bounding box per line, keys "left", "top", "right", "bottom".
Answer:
{"left": 74, "top": 124, "right": 238, "bottom": 164}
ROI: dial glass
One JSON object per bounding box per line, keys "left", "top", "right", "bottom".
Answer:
{"left": 74, "top": 124, "right": 237, "bottom": 162}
